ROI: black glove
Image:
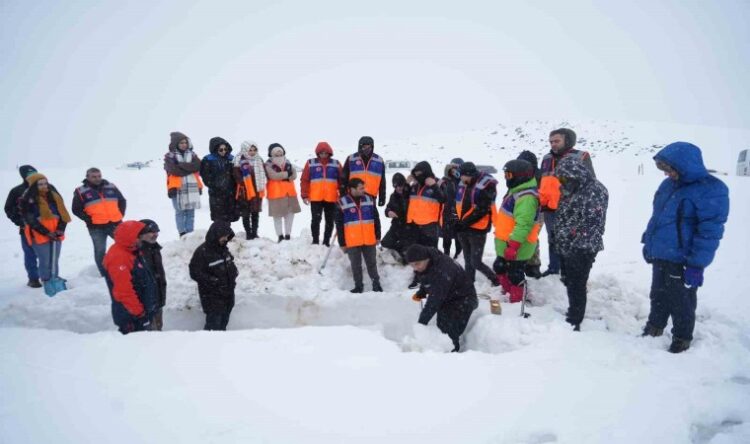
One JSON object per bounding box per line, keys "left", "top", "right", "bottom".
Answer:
{"left": 378, "top": 197, "right": 385, "bottom": 207}
{"left": 493, "top": 256, "right": 507, "bottom": 274}
{"left": 507, "top": 263, "right": 526, "bottom": 286}
{"left": 168, "top": 188, "right": 177, "bottom": 198}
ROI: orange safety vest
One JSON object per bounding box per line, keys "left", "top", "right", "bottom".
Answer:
{"left": 308, "top": 158, "right": 340, "bottom": 203}
{"left": 348, "top": 153, "right": 384, "bottom": 197}
{"left": 236, "top": 158, "right": 261, "bottom": 200}
{"left": 75, "top": 183, "right": 123, "bottom": 225}
{"left": 493, "top": 189, "right": 542, "bottom": 243}
{"left": 266, "top": 162, "right": 298, "bottom": 200}
{"left": 339, "top": 194, "right": 377, "bottom": 247}
{"left": 539, "top": 150, "right": 589, "bottom": 210}
{"left": 455, "top": 174, "right": 497, "bottom": 230}
{"left": 407, "top": 184, "right": 442, "bottom": 226}
{"left": 25, "top": 217, "right": 64, "bottom": 246}
{"left": 167, "top": 173, "right": 204, "bottom": 192}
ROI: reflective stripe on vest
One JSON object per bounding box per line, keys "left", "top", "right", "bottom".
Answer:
{"left": 455, "top": 174, "right": 496, "bottom": 230}
{"left": 309, "top": 158, "right": 340, "bottom": 203}
{"left": 407, "top": 185, "right": 441, "bottom": 225}
{"left": 166, "top": 173, "right": 204, "bottom": 191}
{"left": 339, "top": 194, "right": 377, "bottom": 247}
{"left": 76, "top": 184, "right": 123, "bottom": 224}
{"left": 349, "top": 153, "right": 384, "bottom": 197}
{"left": 493, "top": 189, "right": 541, "bottom": 243}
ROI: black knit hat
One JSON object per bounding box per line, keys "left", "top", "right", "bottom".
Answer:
{"left": 458, "top": 162, "right": 479, "bottom": 177}
{"left": 358, "top": 136, "right": 374, "bottom": 147}
{"left": 268, "top": 143, "right": 285, "bottom": 158}
{"left": 450, "top": 157, "right": 465, "bottom": 166}
{"left": 19, "top": 165, "right": 37, "bottom": 179}
{"left": 139, "top": 219, "right": 160, "bottom": 234}
{"left": 405, "top": 244, "right": 431, "bottom": 263}
{"left": 517, "top": 151, "right": 538, "bottom": 170}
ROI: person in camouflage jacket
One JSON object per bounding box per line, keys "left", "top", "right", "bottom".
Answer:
{"left": 553, "top": 156, "right": 608, "bottom": 330}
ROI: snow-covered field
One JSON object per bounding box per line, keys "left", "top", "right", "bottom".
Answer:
{"left": 1, "top": 121, "right": 749, "bottom": 443}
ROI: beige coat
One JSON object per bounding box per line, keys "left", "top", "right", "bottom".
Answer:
{"left": 265, "top": 162, "right": 302, "bottom": 217}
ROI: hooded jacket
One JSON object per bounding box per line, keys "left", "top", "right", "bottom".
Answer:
{"left": 414, "top": 247, "right": 478, "bottom": 328}
{"left": 300, "top": 141, "right": 342, "bottom": 201}
{"left": 552, "top": 157, "right": 608, "bottom": 256}
{"left": 103, "top": 221, "right": 158, "bottom": 329}
{"left": 189, "top": 222, "right": 238, "bottom": 313}
{"left": 642, "top": 142, "right": 729, "bottom": 268}
{"left": 200, "top": 137, "right": 235, "bottom": 192}
{"left": 164, "top": 132, "right": 202, "bottom": 177}
{"left": 4, "top": 165, "right": 37, "bottom": 231}
{"left": 407, "top": 161, "right": 445, "bottom": 227}
{"left": 140, "top": 241, "right": 167, "bottom": 308}
{"left": 341, "top": 136, "right": 386, "bottom": 205}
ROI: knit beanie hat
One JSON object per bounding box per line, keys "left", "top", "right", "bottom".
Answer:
{"left": 19, "top": 165, "right": 37, "bottom": 179}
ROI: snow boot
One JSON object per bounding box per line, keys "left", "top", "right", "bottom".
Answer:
{"left": 350, "top": 285, "right": 364, "bottom": 294}
{"left": 641, "top": 324, "right": 664, "bottom": 337}
{"left": 408, "top": 277, "right": 419, "bottom": 289}
{"left": 278, "top": 235, "right": 284, "bottom": 243}
{"left": 668, "top": 338, "right": 691, "bottom": 354}
{"left": 27, "top": 279, "right": 42, "bottom": 288}
{"left": 284, "top": 234, "right": 291, "bottom": 241}
{"left": 572, "top": 323, "right": 581, "bottom": 332}
{"left": 372, "top": 281, "right": 383, "bottom": 292}
{"left": 541, "top": 269, "right": 559, "bottom": 277}
{"left": 525, "top": 264, "right": 543, "bottom": 279}
{"left": 507, "top": 284, "right": 524, "bottom": 303}
{"left": 43, "top": 280, "right": 58, "bottom": 297}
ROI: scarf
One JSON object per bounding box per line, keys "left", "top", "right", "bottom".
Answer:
{"left": 235, "top": 140, "right": 267, "bottom": 192}
{"left": 174, "top": 150, "right": 202, "bottom": 210}
{"left": 37, "top": 189, "right": 72, "bottom": 223}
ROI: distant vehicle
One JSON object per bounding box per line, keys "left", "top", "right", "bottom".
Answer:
{"left": 476, "top": 165, "right": 498, "bottom": 174}
{"left": 738, "top": 149, "right": 749, "bottom": 176}
{"left": 124, "top": 161, "right": 151, "bottom": 170}
{"left": 386, "top": 160, "right": 416, "bottom": 170}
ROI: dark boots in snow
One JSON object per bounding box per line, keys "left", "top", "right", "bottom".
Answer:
{"left": 372, "top": 281, "right": 383, "bottom": 292}
{"left": 27, "top": 279, "right": 42, "bottom": 288}
{"left": 668, "top": 338, "right": 691, "bottom": 353}
{"left": 642, "top": 324, "right": 664, "bottom": 337}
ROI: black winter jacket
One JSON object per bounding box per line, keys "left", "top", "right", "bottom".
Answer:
{"left": 140, "top": 242, "right": 167, "bottom": 308}
{"left": 189, "top": 222, "right": 238, "bottom": 313}
{"left": 4, "top": 182, "right": 29, "bottom": 233}
{"left": 416, "top": 248, "right": 478, "bottom": 326}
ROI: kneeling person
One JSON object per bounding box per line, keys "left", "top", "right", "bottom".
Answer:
{"left": 407, "top": 244, "right": 478, "bottom": 352}
{"left": 189, "top": 221, "right": 238, "bottom": 330}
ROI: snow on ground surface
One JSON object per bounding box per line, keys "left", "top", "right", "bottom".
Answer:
{"left": 1, "top": 121, "right": 749, "bottom": 443}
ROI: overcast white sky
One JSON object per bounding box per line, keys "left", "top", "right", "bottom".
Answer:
{"left": 1, "top": 0, "right": 748, "bottom": 168}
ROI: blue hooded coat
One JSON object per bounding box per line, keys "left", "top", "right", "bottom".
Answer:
{"left": 642, "top": 142, "right": 729, "bottom": 268}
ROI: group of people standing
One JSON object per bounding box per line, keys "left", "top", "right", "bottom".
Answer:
{"left": 4, "top": 128, "right": 729, "bottom": 354}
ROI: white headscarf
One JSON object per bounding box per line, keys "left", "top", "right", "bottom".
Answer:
{"left": 235, "top": 140, "right": 267, "bottom": 192}
{"left": 271, "top": 146, "right": 286, "bottom": 168}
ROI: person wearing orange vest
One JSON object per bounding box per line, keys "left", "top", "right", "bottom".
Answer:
{"left": 538, "top": 128, "right": 594, "bottom": 277}
{"left": 335, "top": 178, "right": 382, "bottom": 293}
{"left": 19, "top": 173, "right": 72, "bottom": 297}
{"left": 492, "top": 160, "right": 541, "bottom": 305}
{"left": 265, "top": 143, "right": 301, "bottom": 242}
{"left": 72, "top": 167, "right": 127, "bottom": 277}
{"left": 405, "top": 161, "right": 445, "bottom": 289}
{"left": 233, "top": 140, "right": 267, "bottom": 240}
{"left": 454, "top": 162, "right": 501, "bottom": 287}
{"left": 300, "top": 141, "right": 341, "bottom": 246}
{"left": 164, "top": 131, "right": 203, "bottom": 237}
{"left": 341, "top": 136, "right": 386, "bottom": 206}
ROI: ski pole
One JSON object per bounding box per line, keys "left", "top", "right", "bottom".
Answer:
{"left": 318, "top": 232, "right": 338, "bottom": 274}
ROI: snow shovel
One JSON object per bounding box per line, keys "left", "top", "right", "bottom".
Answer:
{"left": 519, "top": 281, "right": 530, "bottom": 318}
{"left": 317, "top": 232, "right": 338, "bottom": 275}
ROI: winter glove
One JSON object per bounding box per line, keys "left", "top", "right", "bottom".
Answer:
{"left": 493, "top": 256, "right": 507, "bottom": 274}
{"left": 684, "top": 266, "right": 704, "bottom": 288}
{"left": 504, "top": 240, "right": 521, "bottom": 261}
{"left": 168, "top": 188, "right": 177, "bottom": 199}
{"left": 412, "top": 293, "right": 426, "bottom": 302}
{"left": 378, "top": 197, "right": 385, "bottom": 207}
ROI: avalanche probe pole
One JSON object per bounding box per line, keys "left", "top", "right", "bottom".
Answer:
{"left": 520, "top": 280, "right": 530, "bottom": 318}
{"left": 318, "top": 232, "right": 338, "bottom": 275}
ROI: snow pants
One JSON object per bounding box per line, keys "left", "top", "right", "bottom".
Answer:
{"left": 646, "top": 260, "right": 698, "bottom": 341}
{"left": 436, "top": 296, "right": 478, "bottom": 351}
{"left": 560, "top": 251, "right": 597, "bottom": 325}
{"left": 457, "top": 230, "right": 496, "bottom": 284}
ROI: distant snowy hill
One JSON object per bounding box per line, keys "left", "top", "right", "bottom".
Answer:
{"left": 1, "top": 121, "right": 749, "bottom": 443}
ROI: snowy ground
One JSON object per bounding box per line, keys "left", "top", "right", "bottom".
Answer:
{"left": 1, "top": 121, "right": 749, "bottom": 443}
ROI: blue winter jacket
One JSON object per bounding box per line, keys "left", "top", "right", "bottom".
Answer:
{"left": 642, "top": 142, "right": 729, "bottom": 268}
